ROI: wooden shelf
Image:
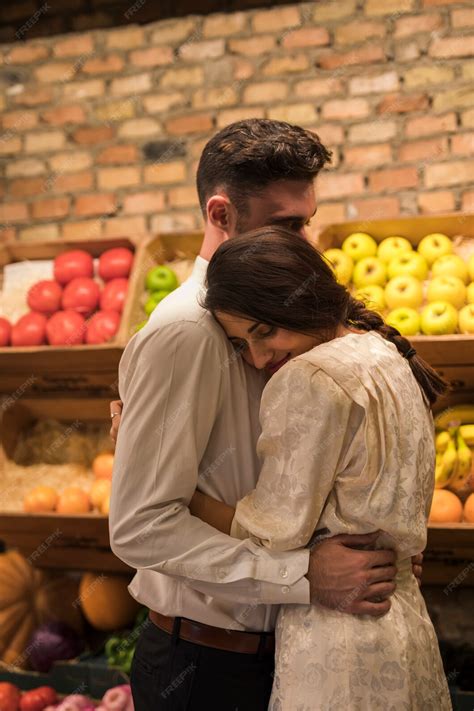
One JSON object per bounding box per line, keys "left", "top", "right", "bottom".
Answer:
{"left": 423, "top": 523, "right": 474, "bottom": 586}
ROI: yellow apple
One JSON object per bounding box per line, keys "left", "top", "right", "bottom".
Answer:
{"left": 458, "top": 304, "right": 474, "bottom": 334}
{"left": 388, "top": 252, "right": 428, "bottom": 281}
{"left": 432, "top": 254, "right": 469, "bottom": 284}
{"left": 417, "top": 233, "right": 453, "bottom": 266}
{"left": 354, "top": 285, "right": 386, "bottom": 313}
{"left": 386, "top": 307, "right": 421, "bottom": 336}
{"left": 385, "top": 275, "right": 423, "bottom": 310}
{"left": 427, "top": 275, "right": 466, "bottom": 310}
{"left": 341, "top": 233, "right": 377, "bottom": 262}
{"left": 467, "top": 282, "right": 474, "bottom": 304}
{"left": 323, "top": 248, "right": 353, "bottom": 286}
{"left": 377, "top": 236, "right": 412, "bottom": 264}
{"left": 352, "top": 256, "right": 387, "bottom": 288}
{"left": 420, "top": 301, "right": 458, "bottom": 335}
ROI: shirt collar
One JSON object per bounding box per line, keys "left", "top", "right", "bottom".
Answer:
{"left": 192, "top": 255, "right": 209, "bottom": 286}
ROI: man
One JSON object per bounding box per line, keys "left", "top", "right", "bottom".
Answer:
{"left": 110, "top": 119, "right": 416, "bottom": 710}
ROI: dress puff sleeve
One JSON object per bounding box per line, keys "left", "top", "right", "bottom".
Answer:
{"left": 232, "top": 359, "right": 360, "bottom": 552}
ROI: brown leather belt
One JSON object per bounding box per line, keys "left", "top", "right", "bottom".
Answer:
{"left": 149, "top": 610, "right": 275, "bottom": 656}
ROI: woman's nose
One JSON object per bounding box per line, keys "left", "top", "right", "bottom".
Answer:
{"left": 246, "top": 341, "right": 272, "bottom": 370}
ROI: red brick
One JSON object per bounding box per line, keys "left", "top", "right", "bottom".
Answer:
{"left": 25, "top": 132, "right": 65, "bottom": 153}
{"left": 452, "top": 8, "right": 474, "bottom": 27}
{"left": 347, "top": 197, "right": 400, "bottom": 221}
{"left": 229, "top": 36, "right": 276, "bottom": 56}
{"left": 143, "top": 93, "right": 185, "bottom": 114}
{"left": 104, "top": 216, "right": 146, "bottom": 238}
{"left": 252, "top": 6, "right": 301, "bottom": 32}
{"left": 344, "top": 143, "right": 392, "bottom": 167}
{"left": 243, "top": 81, "right": 288, "bottom": 104}
{"left": 75, "top": 193, "right": 117, "bottom": 217}
{"left": 63, "top": 80, "right": 105, "bottom": 100}
{"left": 349, "top": 121, "right": 397, "bottom": 144}
{"left": 0, "top": 202, "right": 29, "bottom": 223}
{"left": 97, "top": 145, "right": 138, "bottom": 164}
{"left": 42, "top": 105, "right": 86, "bottom": 125}
{"left": 118, "top": 119, "right": 161, "bottom": 139}
{"left": 377, "top": 93, "right": 429, "bottom": 114}
{"left": 462, "top": 109, "right": 474, "bottom": 128}
{"left": 151, "top": 213, "right": 198, "bottom": 233}
{"left": 462, "top": 191, "right": 474, "bottom": 212}
{"left": 98, "top": 167, "right": 140, "bottom": 190}
{"left": 106, "top": 27, "right": 145, "bottom": 49}
{"left": 144, "top": 161, "right": 187, "bottom": 185}
{"left": 365, "top": 0, "right": 413, "bottom": 14}
{"left": 130, "top": 47, "right": 173, "bottom": 67}
{"left": 7, "top": 45, "right": 49, "bottom": 64}
{"left": 312, "top": 203, "right": 346, "bottom": 229}
{"left": 10, "top": 177, "right": 45, "bottom": 197}
{"left": 54, "top": 171, "right": 94, "bottom": 193}
{"left": 316, "top": 124, "right": 345, "bottom": 145}
{"left": 20, "top": 224, "right": 60, "bottom": 242}
{"left": 423, "top": 0, "right": 465, "bottom": 5}
{"left": 295, "top": 78, "right": 343, "bottom": 98}
{"left": 73, "top": 126, "right": 114, "bottom": 145}
{"left": 165, "top": 113, "right": 213, "bottom": 135}
{"left": 62, "top": 220, "right": 103, "bottom": 240}
{"left": 180, "top": 39, "right": 225, "bottom": 62}
{"left": 82, "top": 54, "right": 124, "bottom": 74}
{"left": 323, "top": 99, "right": 369, "bottom": 120}
{"left": 54, "top": 34, "right": 94, "bottom": 57}
{"left": 417, "top": 191, "right": 455, "bottom": 214}
{"left": 32, "top": 197, "right": 70, "bottom": 219}
{"left": 111, "top": 73, "right": 152, "bottom": 95}
{"left": 49, "top": 152, "right": 92, "bottom": 173}
{"left": 167, "top": 186, "right": 199, "bottom": 208}
{"left": 123, "top": 191, "right": 165, "bottom": 214}
{"left": 35, "top": 62, "right": 75, "bottom": 83}
{"left": 451, "top": 132, "right": 474, "bottom": 155}
{"left": 398, "top": 137, "right": 448, "bottom": 163}
{"left": 405, "top": 113, "right": 456, "bottom": 138}
{"left": 6, "top": 159, "right": 45, "bottom": 178}
{"left": 335, "top": 20, "right": 386, "bottom": 45}
{"left": 263, "top": 54, "right": 309, "bottom": 76}
{"left": 268, "top": 104, "right": 318, "bottom": 125}
{"left": 349, "top": 72, "right": 398, "bottom": 95}
{"left": 282, "top": 27, "right": 330, "bottom": 49}
{"left": 2, "top": 110, "right": 37, "bottom": 131}
{"left": 369, "top": 167, "right": 419, "bottom": 192}
{"left": 429, "top": 36, "right": 474, "bottom": 58}
{"left": 425, "top": 160, "right": 474, "bottom": 188}
{"left": 394, "top": 13, "right": 443, "bottom": 37}
{"left": 317, "top": 173, "right": 365, "bottom": 200}
{"left": 216, "top": 108, "right": 265, "bottom": 128}
{"left": 0, "top": 227, "right": 17, "bottom": 242}
{"left": 13, "top": 88, "right": 53, "bottom": 106}
{"left": 319, "top": 45, "right": 384, "bottom": 70}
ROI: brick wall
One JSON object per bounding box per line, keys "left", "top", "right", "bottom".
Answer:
{"left": 0, "top": 0, "right": 473, "bottom": 244}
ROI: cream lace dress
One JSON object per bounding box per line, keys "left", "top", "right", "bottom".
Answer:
{"left": 232, "top": 331, "right": 452, "bottom": 711}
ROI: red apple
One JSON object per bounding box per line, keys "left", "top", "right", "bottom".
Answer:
{"left": 11, "top": 312, "right": 47, "bottom": 346}
{"left": 98, "top": 247, "right": 133, "bottom": 281}
{"left": 62, "top": 277, "right": 100, "bottom": 316}
{"left": 46, "top": 310, "right": 85, "bottom": 346}
{"left": 27, "top": 280, "right": 62, "bottom": 315}
{"left": 54, "top": 250, "right": 94, "bottom": 285}
{"left": 100, "top": 278, "right": 128, "bottom": 313}
{"left": 86, "top": 310, "right": 121, "bottom": 344}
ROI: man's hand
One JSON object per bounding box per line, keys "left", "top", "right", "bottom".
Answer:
{"left": 307, "top": 532, "right": 397, "bottom": 617}
{"left": 411, "top": 552, "right": 423, "bottom": 586}
{"left": 110, "top": 400, "right": 123, "bottom": 443}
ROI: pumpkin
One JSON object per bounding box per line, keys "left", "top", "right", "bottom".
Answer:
{"left": 0, "top": 550, "right": 83, "bottom": 668}
{"left": 79, "top": 573, "right": 140, "bottom": 631}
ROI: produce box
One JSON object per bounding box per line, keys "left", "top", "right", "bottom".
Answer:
{"left": 0, "top": 236, "right": 143, "bottom": 394}
{"left": 124, "top": 230, "right": 202, "bottom": 335}
{"left": 317, "top": 213, "right": 474, "bottom": 367}
{"left": 0, "top": 395, "right": 131, "bottom": 573}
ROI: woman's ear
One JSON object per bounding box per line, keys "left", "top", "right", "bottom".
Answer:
{"left": 207, "top": 194, "right": 238, "bottom": 237}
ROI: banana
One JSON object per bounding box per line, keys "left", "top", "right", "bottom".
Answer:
{"left": 449, "top": 430, "right": 473, "bottom": 494}
{"left": 459, "top": 424, "right": 474, "bottom": 447}
{"left": 435, "top": 437, "right": 458, "bottom": 488}
{"left": 435, "top": 405, "right": 474, "bottom": 430}
{"left": 435, "top": 430, "right": 451, "bottom": 454}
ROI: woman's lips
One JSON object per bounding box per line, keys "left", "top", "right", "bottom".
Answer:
{"left": 266, "top": 353, "right": 291, "bottom": 373}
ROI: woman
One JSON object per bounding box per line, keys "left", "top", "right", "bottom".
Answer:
{"left": 194, "top": 227, "right": 452, "bottom": 710}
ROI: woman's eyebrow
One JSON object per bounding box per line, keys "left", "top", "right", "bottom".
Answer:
{"left": 247, "top": 322, "right": 261, "bottom": 334}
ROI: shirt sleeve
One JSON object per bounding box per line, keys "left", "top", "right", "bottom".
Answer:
{"left": 233, "top": 360, "right": 358, "bottom": 552}
{"left": 109, "top": 320, "right": 310, "bottom": 606}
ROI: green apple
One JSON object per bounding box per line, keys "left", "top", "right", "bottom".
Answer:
{"left": 432, "top": 254, "right": 469, "bottom": 284}
{"left": 417, "top": 233, "right": 453, "bottom": 266}
{"left": 468, "top": 254, "right": 474, "bottom": 282}
{"left": 420, "top": 301, "right": 458, "bottom": 335}
{"left": 387, "top": 252, "right": 428, "bottom": 281}
{"left": 458, "top": 304, "right": 474, "bottom": 334}
{"left": 386, "top": 307, "right": 421, "bottom": 336}
{"left": 354, "top": 285, "right": 386, "bottom": 313}
{"left": 144, "top": 289, "right": 171, "bottom": 315}
{"left": 145, "top": 265, "right": 178, "bottom": 292}
{"left": 341, "top": 232, "right": 377, "bottom": 262}
{"left": 377, "top": 236, "right": 412, "bottom": 264}
{"left": 467, "top": 282, "right": 474, "bottom": 304}
{"left": 323, "top": 248, "right": 353, "bottom": 286}
{"left": 427, "top": 275, "right": 466, "bottom": 310}
{"left": 385, "top": 275, "right": 423, "bottom": 310}
{"left": 352, "top": 256, "right": 387, "bottom": 288}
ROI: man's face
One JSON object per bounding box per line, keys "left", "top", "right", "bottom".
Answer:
{"left": 233, "top": 179, "right": 317, "bottom": 238}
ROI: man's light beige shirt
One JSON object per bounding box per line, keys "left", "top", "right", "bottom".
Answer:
{"left": 109, "top": 256, "right": 310, "bottom": 631}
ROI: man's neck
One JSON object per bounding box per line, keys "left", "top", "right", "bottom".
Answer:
{"left": 199, "top": 223, "right": 229, "bottom": 262}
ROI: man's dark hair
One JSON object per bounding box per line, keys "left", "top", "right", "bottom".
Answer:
{"left": 196, "top": 118, "right": 332, "bottom": 217}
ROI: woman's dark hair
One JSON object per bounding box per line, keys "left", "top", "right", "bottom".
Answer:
{"left": 196, "top": 119, "right": 332, "bottom": 216}
{"left": 204, "top": 226, "right": 448, "bottom": 405}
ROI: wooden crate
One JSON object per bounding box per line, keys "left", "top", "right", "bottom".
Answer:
{"left": 0, "top": 395, "right": 130, "bottom": 573}
{"left": 0, "top": 236, "right": 145, "bottom": 395}
{"left": 316, "top": 213, "right": 474, "bottom": 367}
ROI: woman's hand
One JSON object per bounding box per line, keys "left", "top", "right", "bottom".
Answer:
{"left": 110, "top": 400, "right": 123, "bottom": 442}
{"left": 411, "top": 552, "right": 423, "bottom": 585}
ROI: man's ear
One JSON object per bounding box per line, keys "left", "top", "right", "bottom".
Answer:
{"left": 206, "top": 194, "right": 237, "bottom": 237}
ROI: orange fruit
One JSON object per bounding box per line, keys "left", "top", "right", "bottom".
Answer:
{"left": 92, "top": 452, "right": 114, "bottom": 480}
{"left": 23, "top": 485, "right": 58, "bottom": 513}
{"left": 90, "top": 479, "right": 111, "bottom": 510}
{"left": 100, "top": 494, "right": 110, "bottom": 516}
{"left": 463, "top": 493, "right": 474, "bottom": 523}
{"left": 56, "top": 487, "right": 91, "bottom": 514}
{"left": 429, "top": 489, "right": 463, "bottom": 523}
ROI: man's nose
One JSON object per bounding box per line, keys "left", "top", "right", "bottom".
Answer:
{"left": 247, "top": 341, "right": 272, "bottom": 370}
